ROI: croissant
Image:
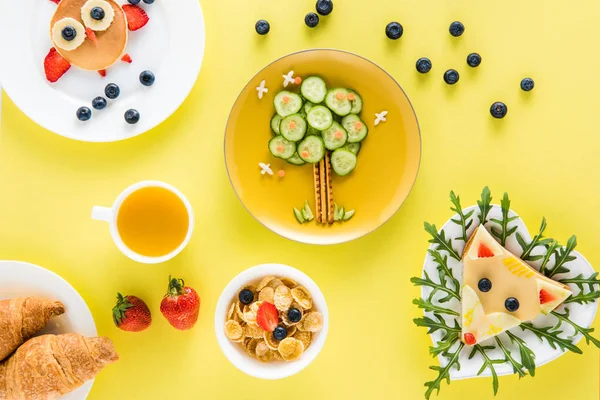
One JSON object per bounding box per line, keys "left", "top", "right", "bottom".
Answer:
{"left": 0, "top": 297, "right": 65, "bottom": 361}
{"left": 0, "top": 333, "right": 119, "bottom": 400}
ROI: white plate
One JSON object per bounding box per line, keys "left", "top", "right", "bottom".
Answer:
{"left": 0, "top": 260, "right": 97, "bottom": 399}
{"left": 0, "top": 0, "right": 205, "bottom": 142}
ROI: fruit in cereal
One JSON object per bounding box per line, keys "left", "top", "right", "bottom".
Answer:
{"left": 112, "top": 293, "right": 151, "bottom": 332}
{"left": 273, "top": 325, "right": 288, "bottom": 341}
{"left": 278, "top": 338, "right": 304, "bottom": 361}
{"left": 256, "top": 302, "right": 279, "bottom": 332}
{"left": 238, "top": 288, "right": 254, "bottom": 305}
{"left": 287, "top": 307, "right": 302, "bottom": 323}
{"left": 160, "top": 276, "right": 201, "bottom": 331}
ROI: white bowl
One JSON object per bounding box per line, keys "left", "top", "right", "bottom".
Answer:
{"left": 215, "top": 264, "right": 329, "bottom": 380}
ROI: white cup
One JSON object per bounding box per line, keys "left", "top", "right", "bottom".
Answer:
{"left": 91, "top": 180, "right": 194, "bottom": 264}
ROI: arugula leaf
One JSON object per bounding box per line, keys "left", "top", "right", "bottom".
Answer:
{"left": 411, "top": 271, "right": 460, "bottom": 304}
{"left": 413, "top": 314, "right": 461, "bottom": 339}
{"left": 449, "top": 190, "right": 474, "bottom": 242}
{"left": 547, "top": 235, "right": 577, "bottom": 278}
{"left": 539, "top": 240, "right": 560, "bottom": 275}
{"left": 413, "top": 298, "right": 459, "bottom": 316}
{"left": 519, "top": 323, "right": 582, "bottom": 354}
{"left": 428, "top": 250, "right": 461, "bottom": 296}
{"left": 494, "top": 336, "right": 526, "bottom": 378}
{"left": 429, "top": 332, "right": 460, "bottom": 357}
{"left": 551, "top": 309, "right": 600, "bottom": 349}
{"left": 564, "top": 291, "right": 600, "bottom": 305}
{"left": 490, "top": 192, "right": 519, "bottom": 246}
{"left": 468, "top": 344, "right": 504, "bottom": 395}
{"left": 477, "top": 186, "right": 492, "bottom": 225}
{"left": 560, "top": 272, "right": 600, "bottom": 292}
{"left": 516, "top": 217, "right": 552, "bottom": 261}
{"left": 424, "top": 222, "right": 461, "bottom": 261}
{"left": 424, "top": 342, "right": 465, "bottom": 400}
{"left": 505, "top": 331, "right": 536, "bottom": 377}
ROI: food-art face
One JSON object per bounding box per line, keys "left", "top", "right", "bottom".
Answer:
{"left": 50, "top": 0, "right": 128, "bottom": 71}
{"left": 460, "top": 225, "right": 572, "bottom": 345}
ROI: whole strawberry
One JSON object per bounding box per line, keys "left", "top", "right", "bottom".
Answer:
{"left": 112, "top": 293, "right": 152, "bottom": 332}
{"left": 160, "top": 276, "right": 200, "bottom": 330}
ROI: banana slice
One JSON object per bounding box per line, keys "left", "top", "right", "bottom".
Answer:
{"left": 51, "top": 18, "right": 86, "bottom": 51}
{"left": 81, "top": 0, "right": 115, "bottom": 31}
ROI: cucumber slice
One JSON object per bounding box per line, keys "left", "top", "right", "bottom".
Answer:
{"left": 348, "top": 90, "right": 363, "bottom": 114}
{"left": 294, "top": 208, "right": 305, "bottom": 224}
{"left": 344, "top": 142, "right": 361, "bottom": 155}
{"left": 343, "top": 209, "right": 355, "bottom": 221}
{"left": 307, "top": 126, "right": 321, "bottom": 136}
{"left": 270, "top": 114, "right": 282, "bottom": 135}
{"left": 306, "top": 105, "right": 333, "bottom": 131}
{"left": 301, "top": 76, "right": 328, "bottom": 103}
{"left": 325, "top": 88, "right": 352, "bottom": 116}
{"left": 274, "top": 91, "right": 303, "bottom": 117}
{"left": 297, "top": 136, "right": 326, "bottom": 163}
{"left": 330, "top": 149, "right": 357, "bottom": 176}
{"left": 269, "top": 135, "right": 296, "bottom": 160}
{"left": 341, "top": 114, "right": 368, "bottom": 143}
{"left": 302, "top": 201, "right": 314, "bottom": 221}
{"left": 286, "top": 152, "right": 306, "bottom": 166}
{"left": 322, "top": 121, "right": 348, "bottom": 151}
{"left": 280, "top": 114, "right": 307, "bottom": 142}
{"left": 304, "top": 101, "right": 315, "bottom": 115}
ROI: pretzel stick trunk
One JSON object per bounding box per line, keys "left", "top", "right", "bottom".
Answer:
{"left": 312, "top": 153, "right": 334, "bottom": 224}
{"left": 313, "top": 163, "right": 323, "bottom": 223}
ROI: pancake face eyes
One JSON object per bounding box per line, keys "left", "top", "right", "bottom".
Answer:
{"left": 52, "top": 18, "right": 86, "bottom": 51}
{"left": 81, "top": 0, "right": 115, "bottom": 31}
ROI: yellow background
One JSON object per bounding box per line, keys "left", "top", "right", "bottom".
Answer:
{"left": 0, "top": 0, "right": 599, "bottom": 399}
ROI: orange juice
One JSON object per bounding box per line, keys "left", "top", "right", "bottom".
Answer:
{"left": 116, "top": 187, "right": 189, "bottom": 257}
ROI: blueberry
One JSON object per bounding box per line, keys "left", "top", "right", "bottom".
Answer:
{"left": 305, "top": 12, "right": 319, "bottom": 28}
{"left": 449, "top": 21, "right": 465, "bottom": 37}
{"left": 61, "top": 26, "right": 77, "bottom": 41}
{"left": 127, "top": 0, "right": 141, "bottom": 3}
{"left": 139, "top": 70, "right": 155, "bottom": 86}
{"left": 76, "top": 107, "right": 92, "bottom": 121}
{"left": 124, "top": 109, "right": 140, "bottom": 124}
{"left": 416, "top": 57, "right": 432, "bottom": 74}
{"left": 505, "top": 297, "right": 519, "bottom": 312}
{"left": 385, "top": 22, "right": 403, "bottom": 40}
{"left": 287, "top": 308, "right": 302, "bottom": 323}
{"left": 521, "top": 77, "right": 535, "bottom": 92}
{"left": 92, "top": 96, "right": 107, "bottom": 110}
{"left": 490, "top": 102, "right": 508, "bottom": 118}
{"left": 478, "top": 278, "right": 492, "bottom": 292}
{"left": 443, "top": 69, "right": 459, "bottom": 85}
{"left": 466, "top": 53, "right": 481, "bottom": 67}
{"left": 273, "top": 325, "right": 288, "bottom": 341}
{"left": 104, "top": 83, "right": 120, "bottom": 99}
{"left": 315, "top": 0, "right": 333, "bottom": 16}
{"left": 255, "top": 20, "right": 270, "bottom": 35}
{"left": 238, "top": 289, "right": 254, "bottom": 305}
{"left": 90, "top": 7, "right": 105, "bottom": 20}
{"left": 143, "top": 0, "right": 155, "bottom": 3}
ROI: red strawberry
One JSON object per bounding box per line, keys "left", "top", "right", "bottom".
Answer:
{"left": 85, "top": 28, "right": 99, "bottom": 46}
{"left": 478, "top": 242, "right": 495, "bottom": 258}
{"left": 123, "top": 5, "right": 149, "bottom": 31}
{"left": 112, "top": 293, "right": 152, "bottom": 332}
{"left": 44, "top": 48, "right": 71, "bottom": 83}
{"left": 121, "top": 54, "right": 133, "bottom": 63}
{"left": 256, "top": 302, "right": 279, "bottom": 332}
{"left": 463, "top": 333, "right": 476, "bottom": 345}
{"left": 539, "top": 289, "right": 556, "bottom": 305}
{"left": 160, "top": 276, "right": 200, "bottom": 330}
{"left": 98, "top": 69, "right": 106, "bottom": 77}
{"left": 50, "top": 0, "right": 60, "bottom": 4}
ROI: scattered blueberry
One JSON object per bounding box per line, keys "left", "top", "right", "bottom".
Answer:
{"left": 505, "top": 297, "right": 520, "bottom": 312}
{"left": 416, "top": 57, "right": 432, "bottom": 74}
{"left": 273, "top": 325, "right": 288, "bottom": 341}
{"left": 287, "top": 308, "right": 302, "bottom": 323}
{"left": 143, "top": 0, "right": 155, "bottom": 3}
{"left": 478, "top": 278, "right": 492, "bottom": 292}
{"left": 449, "top": 21, "right": 465, "bottom": 37}
{"left": 90, "top": 7, "right": 105, "bottom": 20}
{"left": 92, "top": 96, "right": 107, "bottom": 110}
{"left": 255, "top": 20, "right": 270, "bottom": 35}
{"left": 315, "top": 0, "right": 333, "bottom": 16}
{"left": 61, "top": 26, "right": 77, "bottom": 41}
{"left": 443, "top": 69, "right": 459, "bottom": 85}
{"left": 76, "top": 107, "right": 92, "bottom": 121}
{"left": 490, "top": 102, "right": 508, "bottom": 118}
{"left": 521, "top": 77, "right": 535, "bottom": 92}
{"left": 238, "top": 289, "right": 254, "bottom": 305}
{"left": 127, "top": 0, "right": 141, "bottom": 3}
{"left": 466, "top": 53, "right": 481, "bottom": 67}
{"left": 305, "top": 12, "right": 320, "bottom": 28}
{"left": 385, "top": 22, "right": 403, "bottom": 40}
{"left": 104, "top": 83, "right": 120, "bottom": 99}
{"left": 139, "top": 70, "right": 155, "bottom": 86}
{"left": 124, "top": 109, "right": 140, "bottom": 124}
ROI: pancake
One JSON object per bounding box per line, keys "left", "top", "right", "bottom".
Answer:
{"left": 50, "top": 0, "right": 128, "bottom": 71}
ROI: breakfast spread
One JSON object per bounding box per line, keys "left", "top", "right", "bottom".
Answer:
{"left": 224, "top": 276, "right": 324, "bottom": 362}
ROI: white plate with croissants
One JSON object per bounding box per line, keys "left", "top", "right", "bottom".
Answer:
{"left": 0, "top": 260, "right": 119, "bottom": 400}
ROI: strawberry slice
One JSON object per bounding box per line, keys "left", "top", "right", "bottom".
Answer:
{"left": 50, "top": 0, "right": 60, "bottom": 3}
{"left": 122, "top": 5, "right": 149, "bottom": 31}
{"left": 86, "top": 28, "right": 99, "bottom": 46}
{"left": 256, "top": 302, "right": 279, "bottom": 332}
{"left": 539, "top": 289, "right": 556, "bottom": 305}
{"left": 44, "top": 48, "right": 71, "bottom": 83}
{"left": 463, "top": 333, "right": 476, "bottom": 345}
{"left": 477, "top": 242, "right": 495, "bottom": 258}
{"left": 121, "top": 54, "right": 132, "bottom": 63}
{"left": 98, "top": 69, "right": 106, "bottom": 77}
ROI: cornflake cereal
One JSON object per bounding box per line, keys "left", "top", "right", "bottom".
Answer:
{"left": 224, "top": 275, "right": 324, "bottom": 363}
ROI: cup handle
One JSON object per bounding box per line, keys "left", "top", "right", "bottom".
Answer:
{"left": 91, "top": 206, "right": 113, "bottom": 222}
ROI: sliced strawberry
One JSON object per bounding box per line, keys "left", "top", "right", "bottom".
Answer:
{"left": 121, "top": 54, "right": 132, "bottom": 63}
{"left": 98, "top": 69, "right": 106, "bottom": 77}
{"left": 86, "top": 28, "right": 99, "bottom": 46}
{"left": 44, "top": 48, "right": 71, "bottom": 83}
{"left": 50, "top": 0, "right": 60, "bottom": 4}
{"left": 463, "top": 333, "right": 476, "bottom": 345}
{"left": 539, "top": 289, "right": 556, "bottom": 305}
{"left": 477, "top": 242, "right": 495, "bottom": 258}
{"left": 122, "top": 5, "right": 149, "bottom": 31}
{"left": 256, "top": 302, "right": 279, "bottom": 332}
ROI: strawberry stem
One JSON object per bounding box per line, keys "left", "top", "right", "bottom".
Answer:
{"left": 167, "top": 276, "right": 185, "bottom": 296}
{"left": 112, "top": 293, "right": 133, "bottom": 326}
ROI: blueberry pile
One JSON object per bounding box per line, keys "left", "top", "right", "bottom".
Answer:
{"left": 255, "top": 0, "right": 334, "bottom": 34}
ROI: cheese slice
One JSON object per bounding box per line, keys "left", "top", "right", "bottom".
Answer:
{"left": 460, "top": 225, "right": 572, "bottom": 345}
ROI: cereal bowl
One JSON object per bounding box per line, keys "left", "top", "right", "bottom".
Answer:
{"left": 215, "top": 264, "right": 329, "bottom": 379}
